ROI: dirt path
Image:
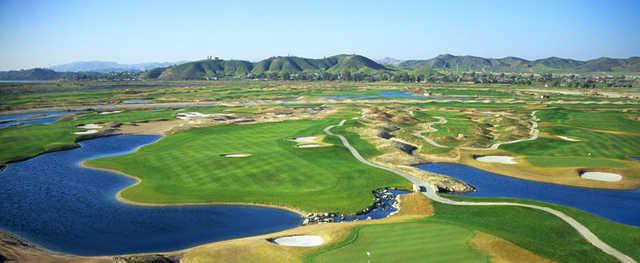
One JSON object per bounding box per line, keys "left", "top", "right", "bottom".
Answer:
{"left": 413, "top": 116, "right": 449, "bottom": 149}
{"left": 325, "top": 119, "right": 636, "bottom": 263}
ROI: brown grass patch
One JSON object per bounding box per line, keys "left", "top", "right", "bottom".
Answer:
{"left": 118, "top": 120, "right": 185, "bottom": 135}
{"left": 469, "top": 231, "right": 554, "bottom": 263}
{"left": 395, "top": 192, "right": 433, "bottom": 217}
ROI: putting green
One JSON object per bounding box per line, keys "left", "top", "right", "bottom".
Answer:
{"left": 306, "top": 221, "right": 487, "bottom": 263}
{"left": 87, "top": 118, "right": 410, "bottom": 213}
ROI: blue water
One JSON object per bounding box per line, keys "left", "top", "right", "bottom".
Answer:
{"left": 328, "top": 91, "right": 467, "bottom": 100}
{"left": 632, "top": 157, "right": 640, "bottom": 161}
{"left": 338, "top": 189, "right": 408, "bottom": 222}
{"left": 416, "top": 163, "right": 640, "bottom": 226}
{"left": 0, "top": 135, "right": 301, "bottom": 256}
{"left": 0, "top": 111, "right": 80, "bottom": 129}
{"left": 122, "top": 99, "right": 152, "bottom": 104}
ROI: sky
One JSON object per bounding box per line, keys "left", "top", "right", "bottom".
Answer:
{"left": 0, "top": 0, "right": 639, "bottom": 70}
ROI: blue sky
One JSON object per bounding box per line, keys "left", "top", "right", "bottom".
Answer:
{"left": 0, "top": 0, "right": 639, "bottom": 70}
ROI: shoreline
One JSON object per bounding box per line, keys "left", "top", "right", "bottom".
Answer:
{"left": 79, "top": 161, "right": 308, "bottom": 216}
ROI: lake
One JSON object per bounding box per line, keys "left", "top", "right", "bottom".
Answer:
{"left": 415, "top": 163, "right": 640, "bottom": 226}
{"left": 0, "top": 135, "right": 301, "bottom": 256}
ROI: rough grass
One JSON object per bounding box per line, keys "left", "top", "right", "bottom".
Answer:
{"left": 86, "top": 118, "right": 410, "bottom": 213}
{"left": 73, "top": 109, "right": 176, "bottom": 124}
{"left": 433, "top": 196, "right": 640, "bottom": 262}
{"left": 305, "top": 221, "right": 487, "bottom": 263}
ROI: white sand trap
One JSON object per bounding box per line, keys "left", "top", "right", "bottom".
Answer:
{"left": 291, "top": 136, "right": 318, "bottom": 143}
{"left": 475, "top": 156, "right": 517, "bottom": 164}
{"left": 78, "top": 124, "right": 102, "bottom": 129}
{"left": 557, "top": 136, "right": 581, "bottom": 142}
{"left": 223, "top": 153, "right": 252, "bottom": 158}
{"left": 298, "top": 144, "right": 322, "bottom": 148}
{"left": 580, "top": 172, "right": 622, "bottom": 182}
{"left": 74, "top": 129, "right": 98, "bottom": 135}
{"left": 273, "top": 235, "right": 324, "bottom": 247}
{"left": 177, "top": 112, "right": 209, "bottom": 120}
{"left": 99, "top": 110, "right": 123, "bottom": 115}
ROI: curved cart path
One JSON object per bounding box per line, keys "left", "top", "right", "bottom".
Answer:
{"left": 324, "top": 119, "right": 635, "bottom": 263}
{"left": 413, "top": 116, "right": 449, "bottom": 149}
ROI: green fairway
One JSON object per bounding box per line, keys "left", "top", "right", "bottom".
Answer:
{"left": 433, "top": 196, "right": 640, "bottom": 262}
{"left": 537, "top": 109, "right": 640, "bottom": 133}
{"left": 86, "top": 118, "right": 410, "bottom": 213}
{"left": 306, "top": 222, "right": 487, "bottom": 263}
{"left": 502, "top": 109, "right": 640, "bottom": 168}
{"left": 0, "top": 122, "right": 77, "bottom": 165}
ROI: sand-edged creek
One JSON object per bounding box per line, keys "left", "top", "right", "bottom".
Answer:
{"left": 0, "top": 135, "right": 301, "bottom": 256}
{"left": 416, "top": 163, "right": 640, "bottom": 226}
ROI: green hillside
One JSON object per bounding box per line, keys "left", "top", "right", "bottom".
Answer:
{"left": 143, "top": 54, "right": 389, "bottom": 80}
{"left": 399, "top": 54, "right": 640, "bottom": 73}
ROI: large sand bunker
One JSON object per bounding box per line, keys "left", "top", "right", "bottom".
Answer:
{"left": 272, "top": 235, "right": 324, "bottom": 247}
{"left": 580, "top": 171, "right": 622, "bottom": 182}
{"left": 475, "top": 156, "right": 517, "bottom": 164}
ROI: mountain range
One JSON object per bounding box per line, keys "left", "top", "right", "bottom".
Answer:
{"left": 49, "top": 61, "right": 185, "bottom": 73}
{"left": 1, "top": 54, "right": 639, "bottom": 81}
{"left": 398, "top": 54, "right": 640, "bottom": 73}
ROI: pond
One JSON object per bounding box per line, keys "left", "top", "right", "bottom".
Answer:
{"left": 0, "top": 111, "right": 82, "bottom": 129}
{"left": 0, "top": 135, "right": 301, "bottom": 256}
{"left": 122, "top": 99, "right": 152, "bottom": 104}
{"left": 327, "top": 91, "right": 467, "bottom": 100}
{"left": 415, "top": 163, "right": 640, "bottom": 226}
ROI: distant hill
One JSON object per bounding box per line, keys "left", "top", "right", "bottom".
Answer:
{"left": 399, "top": 54, "right": 640, "bottom": 73}
{"left": 0, "top": 68, "right": 62, "bottom": 80}
{"left": 376, "top": 57, "right": 404, "bottom": 66}
{"left": 50, "top": 61, "right": 185, "bottom": 73}
{"left": 3, "top": 54, "right": 639, "bottom": 81}
{"left": 144, "top": 54, "right": 389, "bottom": 80}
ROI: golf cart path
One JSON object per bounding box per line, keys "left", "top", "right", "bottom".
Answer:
{"left": 413, "top": 116, "right": 449, "bottom": 149}
{"left": 324, "top": 119, "right": 635, "bottom": 263}
{"left": 461, "top": 111, "right": 539, "bottom": 151}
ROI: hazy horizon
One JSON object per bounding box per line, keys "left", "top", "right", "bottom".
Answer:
{"left": 1, "top": 0, "right": 639, "bottom": 70}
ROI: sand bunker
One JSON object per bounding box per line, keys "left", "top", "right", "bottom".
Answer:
{"left": 78, "top": 124, "right": 103, "bottom": 129}
{"left": 99, "top": 111, "right": 123, "bottom": 115}
{"left": 177, "top": 112, "right": 209, "bottom": 120}
{"left": 475, "top": 156, "right": 517, "bottom": 164}
{"left": 272, "top": 235, "right": 324, "bottom": 247}
{"left": 74, "top": 129, "right": 98, "bottom": 135}
{"left": 222, "top": 153, "right": 252, "bottom": 158}
{"left": 557, "top": 136, "right": 581, "bottom": 142}
{"left": 580, "top": 172, "right": 622, "bottom": 182}
{"left": 298, "top": 144, "right": 322, "bottom": 148}
{"left": 290, "top": 136, "right": 318, "bottom": 143}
